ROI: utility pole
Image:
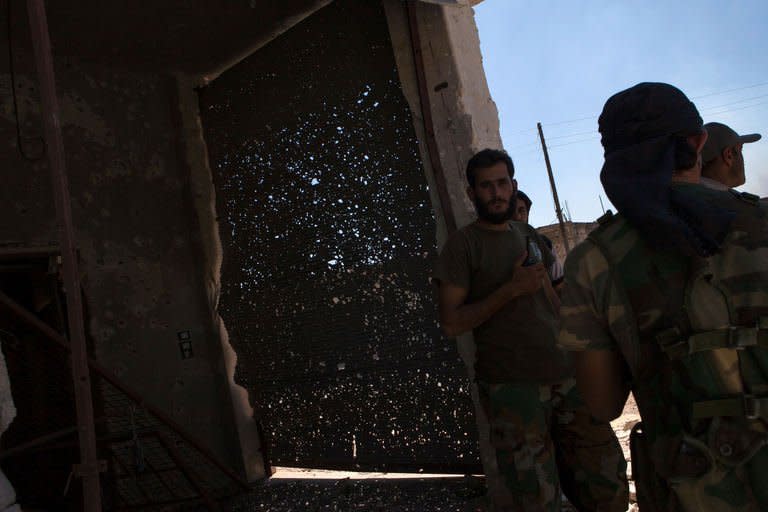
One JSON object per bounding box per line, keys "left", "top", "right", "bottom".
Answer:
{"left": 537, "top": 122, "right": 570, "bottom": 252}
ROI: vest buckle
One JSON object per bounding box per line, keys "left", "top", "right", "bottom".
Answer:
{"left": 730, "top": 326, "right": 758, "bottom": 349}
{"left": 744, "top": 395, "right": 761, "bottom": 420}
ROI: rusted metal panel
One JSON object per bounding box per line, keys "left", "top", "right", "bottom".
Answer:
{"left": 199, "top": 0, "right": 480, "bottom": 473}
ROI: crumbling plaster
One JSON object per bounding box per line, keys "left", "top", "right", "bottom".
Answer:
{"left": 174, "top": 75, "right": 265, "bottom": 480}
{"left": 383, "top": 0, "right": 505, "bottom": 496}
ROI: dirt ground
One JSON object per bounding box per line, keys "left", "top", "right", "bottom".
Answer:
{"left": 212, "top": 395, "right": 642, "bottom": 512}
{"left": 610, "top": 394, "right": 641, "bottom": 510}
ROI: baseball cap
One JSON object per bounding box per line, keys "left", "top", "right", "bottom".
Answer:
{"left": 702, "top": 122, "right": 761, "bottom": 164}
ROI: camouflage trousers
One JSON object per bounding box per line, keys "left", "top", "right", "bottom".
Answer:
{"left": 478, "top": 378, "right": 628, "bottom": 512}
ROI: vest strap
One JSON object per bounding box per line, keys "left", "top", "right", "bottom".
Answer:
{"left": 692, "top": 395, "right": 768, "bottom": 420}
{"left": 657, "top": 317, "right": 768, "bottom": 359}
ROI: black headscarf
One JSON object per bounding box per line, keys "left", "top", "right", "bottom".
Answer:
{"left": 599, "top": 82, "right": 733, "bottom": 256}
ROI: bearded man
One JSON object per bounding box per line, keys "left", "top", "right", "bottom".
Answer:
{"left": 434, "top": 149, "right": 627, "bottom": 511}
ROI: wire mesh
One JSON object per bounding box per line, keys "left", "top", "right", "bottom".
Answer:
{"left": 198, "top": 0, "right": 480, "bottom": 473}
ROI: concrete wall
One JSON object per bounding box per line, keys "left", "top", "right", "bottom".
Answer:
{"left": 538, "top": 221, "right": 600, "bottom": 263}
{"left": 384, "top": 0, "right": 502, "bottom": 237}
{"left": 383, "top": 0, "right": 505, "bottom": 497}
{"left": 0, "top": 54, "right": 249, "bottom": 481}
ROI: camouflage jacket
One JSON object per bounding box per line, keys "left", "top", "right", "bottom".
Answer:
{"left": 559, "top": 183, "right": 768, "bottom": 511}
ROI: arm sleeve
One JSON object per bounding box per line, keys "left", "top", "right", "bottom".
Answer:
{"left": 549, "top": 257, "right": 564, "bottom": 284}
{"left": 433, "top": 232, "right": 471, "bottom": 289}
{"left": 558, "top": 241, "right": 618, "bottom": 351}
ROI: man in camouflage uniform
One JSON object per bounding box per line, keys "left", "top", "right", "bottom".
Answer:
{"left": 559, "top": 82, "right": 768, "bottom": 511}
{"left": 434, "top": 149, "right": 627, "bottom": 511}
{"left": 700, "top": 122, "right": 761, "bottom": 191}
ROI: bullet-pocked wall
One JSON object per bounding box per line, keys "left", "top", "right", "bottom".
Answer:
{"left": 199, "top": 0, "right": 481, "bottom": 472}
{"left": 0, "top": 55, "right": 245, "bottom": 491}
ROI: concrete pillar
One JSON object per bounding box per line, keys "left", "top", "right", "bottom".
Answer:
{"left": 383, "top": 0, "right": 504, "bottom": 501}
{"left": 174, "top": 75, "right": 266, "bottom": 481}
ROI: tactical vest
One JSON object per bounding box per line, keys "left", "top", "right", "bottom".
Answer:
{"left": 588, "top": 190, "right": 768, "bottom": 511}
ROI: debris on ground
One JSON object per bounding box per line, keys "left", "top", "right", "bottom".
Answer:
{"left": 191, "top": 397, "right": 641, "bottom": 511}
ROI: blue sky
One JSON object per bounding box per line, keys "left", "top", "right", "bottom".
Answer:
{"left": 474, "top": 1, "right": 768, "bottom": 228}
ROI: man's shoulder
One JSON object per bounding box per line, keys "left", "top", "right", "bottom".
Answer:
{"left": 565, "top": 213, "right": 635, "bottom": 270}
{"left": 584, "top": 212, "right": 648, "bottom": 265}
{"left": 440, "top": 223, "right": 476, "bottom": 251}
{"left": 705, "top": 188, "right": 768, "bottom": 235}
{"left": 434, "top": 224, "right": 478, "bottom": 288}
{"left": 727, "top": 189, "right": 768, "bottom": 216}
{"left": 563, "top": 237, "right": 606, "bottom": 282}
{"left": 678, "top": 182, "right": 764, "bottom": 212}
{"left": 588, "top": 211, "right": 634, "bottom": 242}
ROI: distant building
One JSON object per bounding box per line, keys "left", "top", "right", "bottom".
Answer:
{"left": 537, "top": 221, "right": 600, "bottom": 263}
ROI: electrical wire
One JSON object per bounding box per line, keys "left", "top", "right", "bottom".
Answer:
{"left": 691, "top": 81, "right": 768, "bottom": 100}
{"left": 698, "top": 92, "right": 768, "bottom": 113}
{"left": 532, "top": 84, "right": 768, "bottom": 152}
{"left": 543, "top": 114, "right": 596, "bottom": 127}
{"left": 506, "top": 136, "right": 540, "bottom": 150}
{"left": 704, "top": 99, "right": 768, "bottom": 117}
{"left": 510, "top": 145, "right": 543, "bottom": 158}
{"left": 548, "top": 135, "right": 600, "bottom": 149}
{"left": 544, "top": 95, "right": 768, "bottom": 153}
{"left": 503, "top": 126, "right": 538, "bottom": 137}
{"left": 546, "top": 128, "right": 598, "bottom": 141}
{"left": 534, "top": 80, "right": 768, "bottom": 133}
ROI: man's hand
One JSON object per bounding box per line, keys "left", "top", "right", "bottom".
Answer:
{"left": 438, "top": 251, "right": 546, "bottom": 338}
{"left": 504, "top": 251, "right": 546, "bottom": 298}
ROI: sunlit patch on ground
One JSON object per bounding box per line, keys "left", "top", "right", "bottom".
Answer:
{"left": 216, "top": 397, "right": 641, "bottom": 511}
